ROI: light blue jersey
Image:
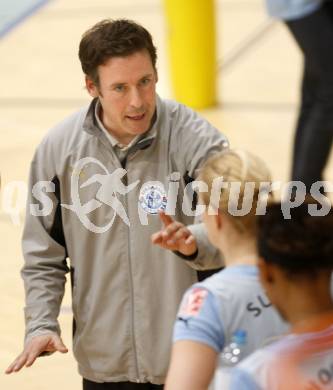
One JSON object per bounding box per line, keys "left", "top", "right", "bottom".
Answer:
{"left": 173, "top": 265, "right": 288, "bottom": 363}
{"left": 265, "top": 0, "right": 323, "bottom": 21}
{"left": 228, "top": 324, "right": 333, "bottom": 390}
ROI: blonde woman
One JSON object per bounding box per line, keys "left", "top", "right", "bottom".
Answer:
{"left": 154, "top": 150, "right": 288, "bottom": 390}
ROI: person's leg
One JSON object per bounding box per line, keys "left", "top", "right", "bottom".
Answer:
{"left": 290, "top": 64, "right": 315, "bottom": 184}
{"left": 327, "top": 0, "right": 333, "bottom": 16}
{"left": 290, "top": 63, "right": 333, "bottom": 190}
{"left": 83, "top": 379, "right": 164, "bottom": 390}
{"left": 286, "top": 3, "right": 333, "bottom": 188}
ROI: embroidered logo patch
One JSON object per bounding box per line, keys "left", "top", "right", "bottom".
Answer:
{"left": 139, "top": 183, "right": 167, "bottom": 214}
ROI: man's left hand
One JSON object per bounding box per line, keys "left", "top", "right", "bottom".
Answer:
{"left": 151, "top": 212, "right": 197, "bottom": 256}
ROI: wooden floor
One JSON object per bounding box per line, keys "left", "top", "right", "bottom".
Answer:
{"left": 1, "top": 0, "right": 332, "bottom": 389}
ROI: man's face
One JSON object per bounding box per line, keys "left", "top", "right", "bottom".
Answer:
{"left": 86, "top": 49, "right": 157, "bottom": 145}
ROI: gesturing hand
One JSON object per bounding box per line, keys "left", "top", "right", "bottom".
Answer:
{"left": 151, "top": 212, "right": 198, "bottom": 256}
{"left": 5, "top": 333, "right": 68, "bottom": 374}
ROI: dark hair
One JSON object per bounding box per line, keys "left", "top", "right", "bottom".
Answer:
{"left": 78, "top": 19, "right": 157, "bottom": 86}
{"left": 257, "top": 199, "right": 333, "bottom": 275}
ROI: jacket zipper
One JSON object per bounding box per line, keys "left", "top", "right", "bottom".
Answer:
{"left": 123, "top": 157, "right": 141, "bottom": 382}
{"left": 97, "top": 131, "right": 141, "bottom": 381}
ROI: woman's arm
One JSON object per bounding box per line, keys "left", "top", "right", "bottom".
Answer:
{"left": 165, "top": 340, "right": 217, "bottom": 390}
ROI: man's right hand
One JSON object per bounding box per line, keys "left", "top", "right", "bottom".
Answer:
{"left": 5, "top": 333, "right": 68, "bottom": 374}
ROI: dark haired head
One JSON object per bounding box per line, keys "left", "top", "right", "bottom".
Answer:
{"left": 257, "top": 200, "right": 333, "bottom": 276}
{"left": 78, "top": 19, "right": 157, "bottom": 86}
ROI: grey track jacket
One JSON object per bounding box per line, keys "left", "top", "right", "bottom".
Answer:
{"left": 21, "top": 96, "right": 229, "bottom": 384}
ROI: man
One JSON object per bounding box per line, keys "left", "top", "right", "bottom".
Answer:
{"left": 6, "top": 19, "right": 228, "bottom": 389}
